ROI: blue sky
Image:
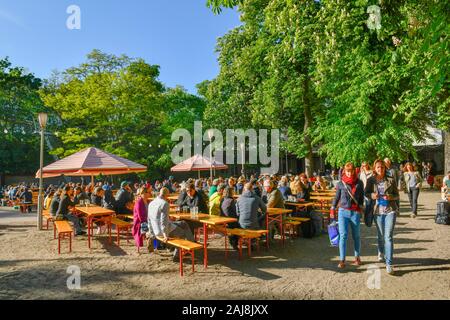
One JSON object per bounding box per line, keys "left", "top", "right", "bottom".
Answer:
{"left": 0, "top": 0, "right": 240, "bottom": 94}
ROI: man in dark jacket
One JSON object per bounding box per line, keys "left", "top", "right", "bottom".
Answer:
{"left": 56, "top": 185, "right": 85, "bottom": 236}
{"left": 115, "top": 181, "right": 134, "bottom": 214}
{"left": 236, "top": 183, "right": 267, "bottom": 230}
{"left": 179, "top": 183, "right": 208, "bottom": 214}
{"left": 19, "top": 187, "right": 33, "bottom": 213}
{"left": 73, "top": 187, "right": 88, "bottom": 205}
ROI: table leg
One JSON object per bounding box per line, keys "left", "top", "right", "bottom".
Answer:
{"left": 88, "top": 216, "right": 92, "bottom": 249}
{"left": 281, "top": 214, "right": 285, "bottom": 247}
{"left": 266, "top": 214, "right": 270, "bottom": 249}
{"left": 203, "top": 223, "right": 208, "bottom": 269}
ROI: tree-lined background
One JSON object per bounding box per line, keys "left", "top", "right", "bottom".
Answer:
{"left": 1, "top": 0, "right": 448, "bottom": 179}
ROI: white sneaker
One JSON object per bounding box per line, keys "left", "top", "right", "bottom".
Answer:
{"left": 378, "top": 252, "right": 385, "bottom": 262}
{"left": 386, "top": 265, "right": 395, "bottom": 275}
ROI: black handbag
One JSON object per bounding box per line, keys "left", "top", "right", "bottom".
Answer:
{"left": 364, "top": 198, "right": 375, "bottom": 227}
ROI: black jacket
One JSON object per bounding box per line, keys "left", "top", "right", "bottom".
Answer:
{"left": 50, "top": 196, "right": 60, "bottom": 216}
{"left": 331, "top": 180, "right": 365, "bottom": 210}
{"left": 56, "top": 194, "right": 75, "bottom": 217}
{"left": 179, "top": 191, "right": 208, "bottom": 214}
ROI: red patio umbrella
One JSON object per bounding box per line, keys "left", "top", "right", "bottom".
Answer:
{"left": 170, "top": 154, "right": 228, "bottom": 178}
{"left": 35, "top": 147, "right": 147, "bottom": 182}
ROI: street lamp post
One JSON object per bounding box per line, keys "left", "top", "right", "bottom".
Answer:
{"left": 37, "top": 112, "right": 47, "bottom": 230}
{"left": 208, "top": 131, "right": 213, "bottom": 180}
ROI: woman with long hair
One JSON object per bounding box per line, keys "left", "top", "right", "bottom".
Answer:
{"left": 403, "top": 162, "right": 423, "bottom": 218}
{"left": 132, "top": 186, "right": 152, "bottom": 251}
{"left": 330, "top": 162, "right": 365, "bottom": 269}
{"left": 365, "top": 159, "right": 400, "bottom": 275}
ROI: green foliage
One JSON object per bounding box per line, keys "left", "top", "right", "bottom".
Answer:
{"left": 40, "top": 50, "right": 205, "bottom": 176}
{"left": 0, "top": 57, "right": 51, "bottom": 174}
{"left": 205, "top": 0, "right": 448, "bottom": 169}
{"left": 313, "top": 0, "right": 449, "bottom": 166}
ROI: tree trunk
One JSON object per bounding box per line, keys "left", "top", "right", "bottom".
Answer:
{"left": 445, "top": 131, "right": 450, "bottom": 173}
{"left": 303, "top": 78, "right": 314, "bottom": 178}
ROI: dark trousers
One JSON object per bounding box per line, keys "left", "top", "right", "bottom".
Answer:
{"left": 407, "top": 187, "right": 420, "bottom": 215}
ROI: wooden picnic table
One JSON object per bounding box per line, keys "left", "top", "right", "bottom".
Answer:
{"left": 310, "top": 196, "right": 335, "bottom": 201}
{"left": 284, "top": 201, "right": 315, "bottom": 211}
{"left": 168, "top": 213, "right": 237, "bottom": 269}
{"left": 74, "top": 205, "right": 115, "bottom": 249}
{"left": 266, "top": 207, "right": 293, "bottom": 247}
{"left": 198, "top": 216, "right": 238, "bottom": 269}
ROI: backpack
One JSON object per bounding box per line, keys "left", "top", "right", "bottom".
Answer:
{"left": 435, "top": 201, "right": 450, "bottom": 225}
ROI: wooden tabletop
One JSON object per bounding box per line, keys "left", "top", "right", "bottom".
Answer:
{"left": 284, "top": 202, "right": 315, "bottom": 208}
{"left": 169, "top": 213, "right": 210, "bottom": 221}
{"left": 75, "top": 205, "right": 115, "bottom": 216}
{"left": 198, "top": 216, "right": 238, "bottom": 226}
{"left": 267, "top": 208, "right": 293, "bottom": 215}
{"left": 310, "top": 196, "right": 335, "bottom": 201}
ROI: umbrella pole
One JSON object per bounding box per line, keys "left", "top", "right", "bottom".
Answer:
{"left": 91, "top": 175, "right": 94, "bottom": 186}
{"left": 198, "top": 171, "right": 200, "bottom": 179}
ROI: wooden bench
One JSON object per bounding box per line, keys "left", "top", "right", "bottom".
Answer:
{"left": 155, "top": 236, "right": 203, "bottom": 276}
{"left": 116, "top": 214, "right": 133, "bottom": 221}
{"left": 214, "top": 227, "right": 268, "bottom": 260}
{"left": 54, "top": 221, "right": 73, "bottom": 254}
{"left": 42, "top": 209, "right": 55, "bottom": 232}
{"left": 111, "top": 217, "right": 132, "bottom": 246}
{"left": 283, "top": 219, "right": 302, "bottom": 238}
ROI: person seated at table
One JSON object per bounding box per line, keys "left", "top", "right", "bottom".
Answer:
{"left": 179, "top": 183, "right": 209, "bottom": 214}
{"left": 236, "top": 183, "right": 267, "bottom": 233}
{"left": 176, "top": 182, "right": 188, "bottom": 206}
{"left": 154, "top": 180, "right": 162, "bottom": 192}
{"left": 313, "top": 176, "right": 329, "bottom": 191}
{"left": 208, "top": 179, "right": 219, "bottom": 197}
{"left": 115, "top": 181, "right": 134, "bottom": 215}
{"left": 18, "top": 187, "right": 33, "bottom": 213}
{"left": 194, "top": 179, "right": 208, "bottom": 202}
{"left": 291, "top": 176, "right": 303, "bottom": 197}
{"left": 148, "top": 187, "right": 195, "bottom": 261}
{"left": 298, "top": 174, "right": 312, "bottom": 201}
{"left": 278, "top": 178, "right": 292, "bottom": 201}
{"left": 73, "top": 186, "right": 89, "bottom": 205}
{"left": 228, "top": 177, "right": 237, "bottom": 193}
{"left": 209, "top": 183, "right": 226, "bottom": 216}
{"left": 91, "top": 187, "right": 104, "bottom": 206}
{"left": 49, "top": 189, "right": 62, "bottom": 217}
{"left": 264, "top": 180, "right": 285, "bottom": 209}
{"left": 56, "top": 185, "right": 85, "bottom": 236}
{"left": 250, "top": 178, "right": 262, "bottom": 198}
{"left": 236, "top": 176, "right": 246, "bottom": 195}
{"left": 221, "top": 186, "right": 240, "bottom": 250}
{"left": 132, "top": 186, "right": 152, "bottom": 251}
{"left": 102, "top": 185, "right": 116, "bottom": 210}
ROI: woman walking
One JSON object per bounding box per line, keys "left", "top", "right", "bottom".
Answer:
{"left": 403, "top": 162, "right": 422, "bottom": 218}
{"left": 330, "top": 162, "right": 365, "bottom": 269}
{"left": 365, "top": 159, "right": 400, "bottom": 275}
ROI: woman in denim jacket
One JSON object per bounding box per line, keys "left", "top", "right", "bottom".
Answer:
{"left": 330, "top": 162, "right": 365, "bottom": 269}
{"left": 365, "top": 159, "right": 399, "bottom": 275}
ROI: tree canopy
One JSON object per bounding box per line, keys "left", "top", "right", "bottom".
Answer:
{"left": 203, "top": 0, "right": 449, "bottom": 169}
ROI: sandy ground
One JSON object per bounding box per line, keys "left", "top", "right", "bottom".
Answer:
{"left": 0, "top": 191, "right": 449, "bottom": 300}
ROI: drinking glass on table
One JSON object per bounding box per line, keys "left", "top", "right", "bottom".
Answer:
{"left": 80, "top": 200, "right": 84, "bottom": 206}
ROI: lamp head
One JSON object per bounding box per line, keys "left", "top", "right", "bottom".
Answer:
{"left": 38, "top": 113, "right": 48, "bottom": 129}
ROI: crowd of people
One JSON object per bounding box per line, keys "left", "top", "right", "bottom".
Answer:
{"left": 1, "top": 158, "right": 448, "bottom": 274}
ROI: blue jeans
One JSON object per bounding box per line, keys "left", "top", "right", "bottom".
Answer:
{"left": 375, "top": 212, "right": 396, "bottom": 266}
{"left": 338, "top": 208, "right": 361, "bottom": 261}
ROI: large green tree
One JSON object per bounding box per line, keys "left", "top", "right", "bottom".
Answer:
{"left": 313, "top": 0, "right": 449, "bottom": 166}
{"left": 206, "top": 0, "right": 448, "bottom": 170}
{"left": 40, "top": 50, "right": 206, "bottom": 177}
{"left": 203, "top": 0, "right": 321, "bottom": 176}
{"left": 0, "top": 58, "right": 49, "bottom": 176}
